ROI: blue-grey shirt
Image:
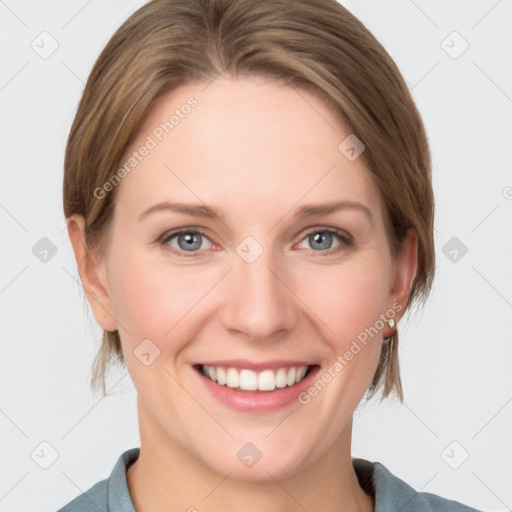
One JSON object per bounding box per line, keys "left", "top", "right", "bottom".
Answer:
{"left": 57, "top": 447, "right": 482, "bottom": 511}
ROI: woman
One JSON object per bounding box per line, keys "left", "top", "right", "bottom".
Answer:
{"left": 59, "top": 0, "right": 482, "bottom": 510}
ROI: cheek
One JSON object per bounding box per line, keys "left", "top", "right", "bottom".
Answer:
{"left": 291, "top": 259, "right": 389, "bottom": 417}
{"left": 107, "top": 247, "right": 218, "bottom": 352}
{"left": 108, "top": 254, "right": 211, "bottom": 409}
{"left": 296, "top": 253, "right": 392, "bottom": 343}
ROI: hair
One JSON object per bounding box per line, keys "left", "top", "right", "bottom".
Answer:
{"left": 63, "top": 0, "right": 435, "bottom": 401}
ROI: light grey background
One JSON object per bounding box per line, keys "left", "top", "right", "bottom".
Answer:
{"left": 1, "top": 1, "right": 511, "bottom": 511}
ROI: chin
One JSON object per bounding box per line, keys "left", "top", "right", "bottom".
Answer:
{"left": 187, "top": 430, "right": 318, "bottom": 483}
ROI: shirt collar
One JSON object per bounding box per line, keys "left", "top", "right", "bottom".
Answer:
{"left": 353, "top": 457, "right": 419, "bottom": 510}
{"left": 107, "top": 447, "right": 139, "bottom": 512}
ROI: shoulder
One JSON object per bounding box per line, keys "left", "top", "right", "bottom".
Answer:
{"left": 56, "top": 478, "right": 108, "bottom": 512}
{"left": 353, "top": 458, "right": 483, "bottom": 512}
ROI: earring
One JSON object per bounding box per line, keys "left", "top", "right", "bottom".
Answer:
{"left": 387, "top": 318, "right": 395, "bottom": 329}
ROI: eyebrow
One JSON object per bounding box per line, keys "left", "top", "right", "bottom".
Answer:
{"left": 138, "top": 200, "right": 374, "bottom": 225}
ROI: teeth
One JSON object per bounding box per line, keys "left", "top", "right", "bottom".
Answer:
{"left": 296, "top": 366, "right": 307, "bottom": 383}
{"left": 275, "top": 368, "right": 287, "bottom": 388}
{"left": 258, "top": 370, "right": 275, "bottom": 391}
{"left": 226, "top": 368, "right": 239, "bottom": 388}
{"left": 217, "top": 367, "right": 227, "bottom": 385}
{"left": 200, "top": 364, "right": 310, "bottom": 391}
{"left": 240, "top": 369, "right": 258, "bottom": 390}
{"left": 286, "top": 367, "right": 296, "bottom": 386}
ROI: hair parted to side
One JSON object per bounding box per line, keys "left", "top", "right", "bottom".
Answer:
{"left": 63, "top": 0, "right": 435, "bottom": 401}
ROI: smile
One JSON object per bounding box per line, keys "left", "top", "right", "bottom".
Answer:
{"left": 198, "top": 364, "right": 310, "bottom": 391}
{"left": 194, "top": 361, "right": 320, "bottom": 411}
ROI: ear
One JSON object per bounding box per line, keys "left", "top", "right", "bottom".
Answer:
{"left": 384, "top": 227, "right": 418, "bottom": 336}
{"left": 66, "top": 214, "right": 118, "bottom": 332}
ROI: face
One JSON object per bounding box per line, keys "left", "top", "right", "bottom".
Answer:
{"left": 70, "top": 76, "right": 416, "bottom": 480}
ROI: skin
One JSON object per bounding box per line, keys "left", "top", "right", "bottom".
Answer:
{"left": 68, "top": 76, "right": 418, "bottom": 512}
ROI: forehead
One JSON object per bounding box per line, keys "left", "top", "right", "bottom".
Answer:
{"left": 114, "top": 77, "right": 382, "bottom": 222}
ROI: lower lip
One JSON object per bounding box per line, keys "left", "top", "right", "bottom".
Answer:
{"left": 195, "top": 366, "right": 320, "bottom": 412}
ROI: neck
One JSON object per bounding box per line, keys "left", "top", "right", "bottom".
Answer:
{"left": 126, "top": 401, "right": 374, "bottom": 512}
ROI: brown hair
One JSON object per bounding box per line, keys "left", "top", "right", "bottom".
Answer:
{"left": 63, "top": 0, "right": 435, "bottom": 401}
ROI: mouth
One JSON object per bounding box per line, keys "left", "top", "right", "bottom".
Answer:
{"left": 193, "top": 363, "right": 317, "bottom": 393}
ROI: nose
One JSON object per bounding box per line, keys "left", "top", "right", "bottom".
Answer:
{"left": 220, "top": 246, "right": 298, "bottom": 342}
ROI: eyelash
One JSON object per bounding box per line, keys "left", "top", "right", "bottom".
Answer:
{"left": 158, "top": 226, "right": 354, "bottom": 258}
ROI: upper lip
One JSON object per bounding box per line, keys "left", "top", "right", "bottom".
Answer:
{"left": 195, "top": 359, "right": 317, "bottom": 371}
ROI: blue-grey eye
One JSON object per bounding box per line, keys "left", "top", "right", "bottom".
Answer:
{"left": 309, "top": 231, "right": 335, "bottom": 250}
{"left": 296, "top": 228, "right": 351, "bottom": 252}
{"left": 162, "top": 230, "right": 213, "bottom": 254}
{"left": 176, "top": 232, "right": 203, "bottom": 251}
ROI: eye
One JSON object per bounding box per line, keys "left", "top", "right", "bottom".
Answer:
{"left": 296, "top": 227, "right": 354, "bottom": 254}
{"left": 160, "top": 228, "right": 214, "bottom": 257}
{"left": 159, "top": 226, "right": 354, "bottom": 258}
